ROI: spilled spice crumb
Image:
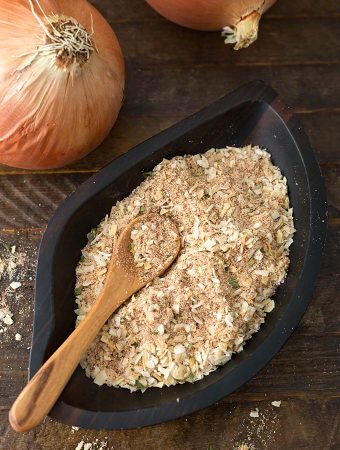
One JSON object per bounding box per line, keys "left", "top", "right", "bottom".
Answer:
{"left": 271, "top": 400, "right": 281, "bottom": 408}
{"left": 9, "top": 281, "right": 21, "bottom": 290}
{"left": 0, "top": 245, "right": 23, "bottom": 337}
{"left": 250, "top": 408, "right": 259, "bottom": 418}
{"left": 75, "top": 439, "right": 108, "bottom": 450}
{"left": 0, "top": 242, "right": 35, "bottom": 341}
{"left": 231, "top": 402, "right": 283, "bottom": 449}
{"left": 235, "top": 444, "right": 255, "bottom": 450}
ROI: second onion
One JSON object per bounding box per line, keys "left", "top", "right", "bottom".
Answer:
{"left": 146, "top": 0, "right": 277, "bottom": 50}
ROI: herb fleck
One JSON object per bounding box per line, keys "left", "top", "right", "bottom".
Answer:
{"left": 74, "top": 286, "right": 83, "bottom": 296}
{"left": 188, "top": 369, "right": 195, "bottom": 382}
{"left": 2, "top": 243, "right": 11, "bottom": 254}
{"left": 87, "top": 228, "right": 97, "bottom": 242}
{"left": 142, "top": 171, "right": 153, "bottom": 179}
{"left": 229, "top": 277, "right": 240, "bottom": 289}
{"left": 135, "top": 379, "right": 145, "bottom": 389}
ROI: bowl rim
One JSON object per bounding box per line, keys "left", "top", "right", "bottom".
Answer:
{"left": 30, "top": 80, "right": 328, "bottom": 429}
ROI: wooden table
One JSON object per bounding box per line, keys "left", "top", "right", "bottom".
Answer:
{"left": 0, "top": 1, "right": 339, "bottom": 448}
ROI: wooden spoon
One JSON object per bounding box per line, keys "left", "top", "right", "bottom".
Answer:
{"left": 9, "top": 213, "right": 181, "bottom": 433}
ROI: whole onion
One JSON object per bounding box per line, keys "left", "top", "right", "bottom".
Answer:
{"left": 0, "top": 0, "right": 125, "bottom": 169}
{"left": 146, "top": 0, "right": 277, "bottom": 50}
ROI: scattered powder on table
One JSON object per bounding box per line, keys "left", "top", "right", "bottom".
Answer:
{"left": 236, "top": 444, "right": 255, "bottom": 450}
{"left": 233, "top": 404, "right": 281, "bottom": 449}
{"left": 75, "top": 145, "right": 295, "bottom": 391}
{"left": 0, "top": 244, "right": 27, "bottom": 338}
{"left": 15, "top": 333, "right": 22, "bottom": 341}
{"left": 251, "top": 407, "right": 280, "bottom": 448}
{"left": 10, "top": 281, "right": 21, "bottom": 290}
{"left": 271, "top": 400, "right": 281, "bottom": 408}
{"left": 250, "top": 408, "right": 260, "bottom": 418}
{"left": 75, "top": 440, "right": 108, "bottom": 450}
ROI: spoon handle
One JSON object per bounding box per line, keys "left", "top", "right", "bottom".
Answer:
{"left": 9, "top": 287, "right": 120, "bottom": 433}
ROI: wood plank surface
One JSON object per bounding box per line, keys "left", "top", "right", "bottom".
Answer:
{"left": 122, "top": 66, "right": 340, "bottom": 115}
{"left": 113, "top": 19, "right": 340, "bottom": 66}
{"left": 0, "top": 0, "right": 339, "bottom": 448}
{"left": 1, "top": 398, "right": 338, "bottom": 450}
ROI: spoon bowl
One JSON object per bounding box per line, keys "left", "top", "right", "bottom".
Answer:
{"left": 114, "top": 212, "right": 181, "bottom": 291}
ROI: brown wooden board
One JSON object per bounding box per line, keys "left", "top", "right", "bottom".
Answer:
{"left": 0, "top": 0, "right": 339, "bottom": 448}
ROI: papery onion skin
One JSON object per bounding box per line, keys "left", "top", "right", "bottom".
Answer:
{"left": 0, "top": 0, "right": 125, "bottom": 169}
{"left": 146, "top": 0, "right": 277, "bottom": 48}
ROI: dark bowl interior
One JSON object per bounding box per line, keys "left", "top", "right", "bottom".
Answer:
{"left": 31, "top": 81, "right": 327, "bottom": 429}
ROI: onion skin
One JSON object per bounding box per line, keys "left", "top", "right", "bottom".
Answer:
{"left": 146, "top": 0, "right": 277, "bottom": 47}
{"left": 0, "top": 0, "right": 125, "bottom": 169}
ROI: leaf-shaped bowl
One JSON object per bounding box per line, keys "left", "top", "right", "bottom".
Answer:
{"left": 30, "top": 81, "right": 327, "bottom": 429}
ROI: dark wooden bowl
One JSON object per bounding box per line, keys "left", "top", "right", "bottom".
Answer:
{"left": 30, "top": 81, "right": 327, "bottom": 429}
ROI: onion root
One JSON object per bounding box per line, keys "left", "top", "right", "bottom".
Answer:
{"left": 29, "top": 0, "right": 95, "bottom": 70}
{"left": 222, "top": 11, "right": 261, "bottom": 50}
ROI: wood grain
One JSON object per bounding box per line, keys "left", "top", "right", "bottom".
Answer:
{"left": 267, "top": 0, "right": 340, "bottom": 17}
{"left": 122, "top": 65, "right": 340, "bottom": 115}
{"left": 0, "top": 174, "right": 85, "bottom": 229}
{"left": 0, "top": 0, "right": 339, "bottom": 447}
{"left": 107, "top": 19, "right": 340, "bottom": 67}
{"left": 1, "top": 399, "right": 339, "bottom": 450}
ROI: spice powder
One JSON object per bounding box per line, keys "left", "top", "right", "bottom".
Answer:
{"left": 75, "top": 146, "right": 295, "bottom": 391}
